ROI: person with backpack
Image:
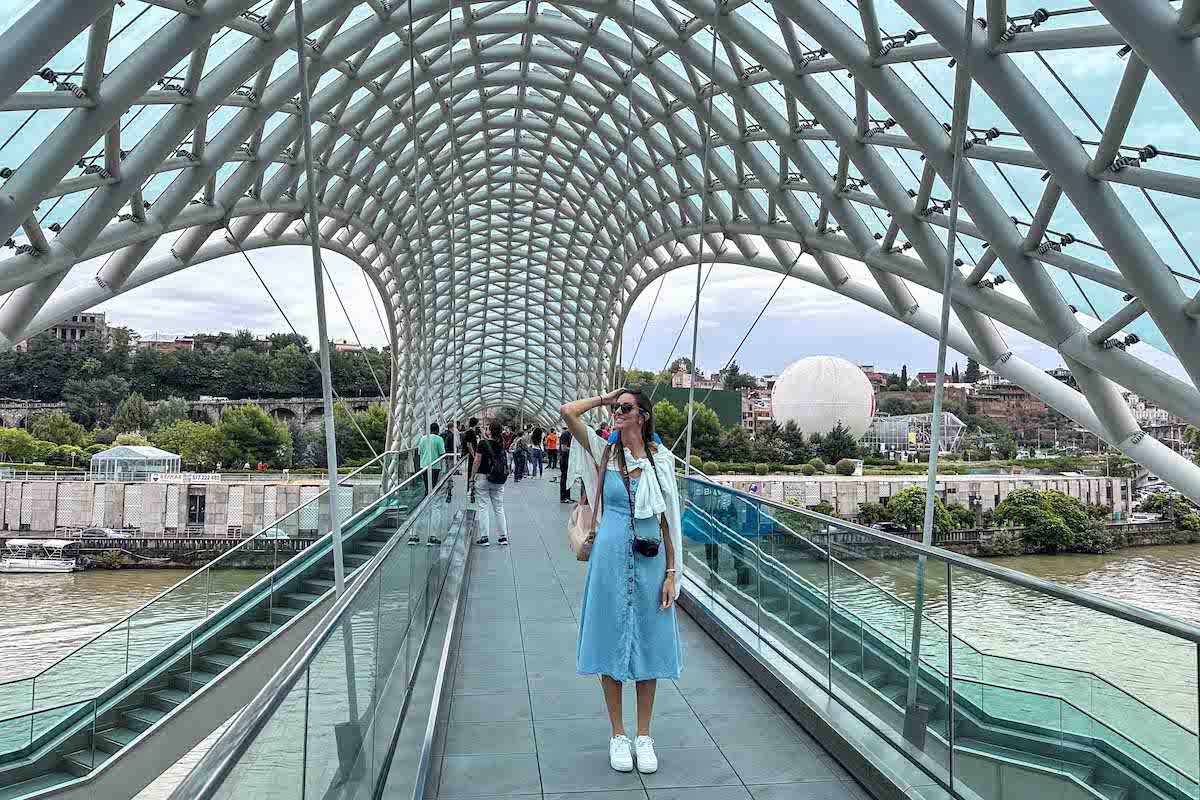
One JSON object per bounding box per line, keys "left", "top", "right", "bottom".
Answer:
{"left": 473, "top": 420, "right": 510, "bottom": 546}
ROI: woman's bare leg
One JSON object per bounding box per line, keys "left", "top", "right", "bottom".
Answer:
{"left": 600, "top": 675, "right": 625, "bottom": 736}
{"left": 635, "top": 679, "right": 657, "bottom": 736}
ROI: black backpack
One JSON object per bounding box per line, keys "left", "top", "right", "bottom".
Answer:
{"left": 482, "top": 440, "right": 510, "bottom": 485}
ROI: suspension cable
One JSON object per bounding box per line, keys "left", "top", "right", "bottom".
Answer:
{"left": 224, "top": 224, "right": 381, "bottom": 459}
{"left": 669, "top": 247, "right": 804, "bottom": 451}
{"left": 645, "top": 252, "right": 721, "bottom": 409}
{"left": 320, "top": 262, "right": 388, "bottom": 398}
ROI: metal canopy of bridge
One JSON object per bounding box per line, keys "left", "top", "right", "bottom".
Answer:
{"left": 0, "top": 0, "right": 1199, "bottom": 495}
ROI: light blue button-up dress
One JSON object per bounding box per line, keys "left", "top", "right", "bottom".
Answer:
{"left": 576, "top": 469, "right": 683, "bottom": 682}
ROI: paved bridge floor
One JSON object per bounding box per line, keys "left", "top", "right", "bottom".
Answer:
{"left": 423, "top": 470, "right": 872, "bottom": 800}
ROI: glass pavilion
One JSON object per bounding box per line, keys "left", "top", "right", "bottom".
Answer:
{"left": 89, "top": 445, "right": 182, "bottom": 481}
{"left": 861, "top": 412, "right": 967, "bottom": 456}
{"left": 0, "top": 0, "right": 1196, "bottom": 499}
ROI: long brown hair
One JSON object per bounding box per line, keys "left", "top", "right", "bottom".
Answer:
{"left": 613, "top": 388, "right": 657, "bottom": 483}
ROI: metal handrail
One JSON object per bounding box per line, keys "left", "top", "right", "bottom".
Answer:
{"left": 0, "top": 455, "right": 452, "bottom": 762}
{"left": 676, "top": 469, "right": 1200, "bottom": 735}
{"left": 0, "top": 449, "right": 404, "bottom": 690}
{"left": 676, "top": 468, "right": 1200, "bottom": 645}
{"left": 950, "top": 676, "right": 1197, "bottom": 784}
{"left": 167, "top": 456, "right": 463, "bottom": 800}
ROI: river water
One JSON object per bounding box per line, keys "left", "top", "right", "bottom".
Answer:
{"left": 0, "top": 568, "right": 265, "bottom": 800}
{"left": 3, "top": 546, "right": 1200, "bottom": 794}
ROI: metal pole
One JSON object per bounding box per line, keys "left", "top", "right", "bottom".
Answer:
{"left": 293, "top": 0, "right": 345, "bottom": 596}
{"left": 905, "top": 0, "right": 975, "bottom": 745}
{"left": 684, "top": 0, "right": 722, "bottom": 472}
{"left": 946, "top": 562, "right": 956, "bottom": 790}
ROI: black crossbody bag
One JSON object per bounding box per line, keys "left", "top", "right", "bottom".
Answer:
{"left": 617, "top": 452, "right": 663, "bottom": 558}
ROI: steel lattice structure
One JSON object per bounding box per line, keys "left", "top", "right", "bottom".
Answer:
{"left": 0, "top": 0, "right": 1198, "bottom": 497}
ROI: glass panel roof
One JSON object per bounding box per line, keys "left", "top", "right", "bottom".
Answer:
{"left": 0, "top": 0, "right": 1195, "bottom": 466}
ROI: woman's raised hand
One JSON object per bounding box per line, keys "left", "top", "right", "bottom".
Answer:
{"left": 600, "top": 388, "right": 625, "bottom": 406}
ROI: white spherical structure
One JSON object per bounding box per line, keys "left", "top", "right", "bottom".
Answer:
{"left": 771, "top": 357, "right": 876, "bottom": 439}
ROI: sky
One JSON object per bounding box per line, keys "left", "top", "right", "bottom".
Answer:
{"left": 78, "top": 245, "right": 394, "bottom": 350}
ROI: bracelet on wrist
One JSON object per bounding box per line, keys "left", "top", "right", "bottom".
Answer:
{"left": 665, "top": 568, "right": 676, "bottom": 575}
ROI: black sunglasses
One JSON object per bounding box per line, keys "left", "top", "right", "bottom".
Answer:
{"left": 611, "top": 402, "right": 641, "bottom": 414}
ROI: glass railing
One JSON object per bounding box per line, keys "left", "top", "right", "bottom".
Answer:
{"left": 0, "top": 450, "right": 417, "bottom": 753}
{"left": 167, "top": 461, "right": 467, "bottom": 800}
{"left": 675, "top": 470, "right": 1200, "bottom": 800}
{"left": 0, "top": 452, "right": 447, "bottom": 776}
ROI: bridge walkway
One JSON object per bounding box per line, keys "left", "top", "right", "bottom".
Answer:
{"left": 426, "top": 473, "right": 867, "bottom": 800}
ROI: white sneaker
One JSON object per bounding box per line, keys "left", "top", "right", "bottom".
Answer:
{"left": 609, "top": 734, "right": 633, "bottom": 772}
{"left": 635, "top": 735, "right": 658, "bottom": 774}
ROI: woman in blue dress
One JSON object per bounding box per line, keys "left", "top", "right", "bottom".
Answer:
{"left": 560, "top": 388, "right": 684, "bottom": 775}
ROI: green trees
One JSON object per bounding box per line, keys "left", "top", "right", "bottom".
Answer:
{"left": 835, "top": 458, "right": 857, "bottom": 476}
{"left": 719, "top": 360, "right": 757, "bottom": 390}
{"left": 888, "top": 486, "right": 952, "bottom": 536}
{"left": 994, "top": 435, "right": 1019, "bottom": 460}
{"left": 857, "top": 502, "right": 891, "bottom": 526}
{"left": 217, "top": 404, "right": 293, "bottom": 467}
{"left": 0, "top": 429, "right": 37, "bottom": 463}
{"left": 268, "top": 344, "right": 310, "bottom": 397}
{"left": 152, "top": 397, "right": 191, "bottom": 430}
{"left": 1136, "top": 492, "right": 1192, "bottom": 516}
{"left": 64, "top": 375, "right": 130, "bottom": 427}
{"left": 964, "top": 358, "right": 980, "bottom": 383}
{"left": 993, "top": 487, "right": 1098, "bottom": 553}
{"left": 0, "top": 329, "right": 390, "bottom": 402}
{"left": 28, "top": 411, "right": 88, "bottom": 446}
{"left": 780, "top": 421, "right": 808, "bottom": 464}
{"left": 621, "top": 368, "right": 658, "bottom": 389}
{"left": 316, "top": 402, "right": 389, "bottom": 464}
{"left": 652, "top": 400, "right": 685, "bottom": 446}
{"left": 113, "top": 392, "right": 153, "bottom": 433}
{"left": 114, "top": 433, "right": 150, "bottom": 447}
{"left": 716, "top": 426, "right": 754, "bottom": 463}
{"left": 682, "top": 402, "right": 722, "bottom": 455}
{"left": 151, "top": 421, "right": 226, "bottom": 471}
{"left": 818, "top": 422, "right": 859, "bottom": 463}
{"left": 945, "top": 503, "right": 976, "bottom": 530}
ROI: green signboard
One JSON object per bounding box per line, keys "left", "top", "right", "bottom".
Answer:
{"left": 644, "top": 386, "right": 743, "bottom": 429}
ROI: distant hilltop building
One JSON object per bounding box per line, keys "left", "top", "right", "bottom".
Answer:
{"left": 14, "top": 312, "right": 109, "bottom": 352}
{"left": 670, "top": 367, "right": 719, "bottom": 390}
{"left": 139, "top": 336, "right": 196, "bottom": 353}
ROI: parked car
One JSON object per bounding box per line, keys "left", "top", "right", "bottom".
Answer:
{"left": 79, "top": 527, "right": 126, "bottom": 539}
{"left": 257, "top": 528, "right": 292, "bottom": 539}
{"left": 869, "top": 522, "right": 909, "bottom": 534}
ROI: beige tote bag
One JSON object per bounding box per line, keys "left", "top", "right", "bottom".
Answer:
{"left": 567, "top": 443, "right": 612, "bottom": 561}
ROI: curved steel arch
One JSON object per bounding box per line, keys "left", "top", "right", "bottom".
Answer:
{"left": 0, "top": 0, "right": 1198, "bottom": 497}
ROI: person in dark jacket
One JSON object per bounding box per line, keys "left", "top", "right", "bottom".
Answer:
{"left": 559, "top": 426, "right": 574, "bottom": 503}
